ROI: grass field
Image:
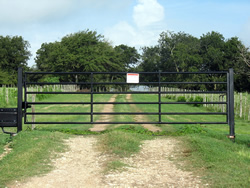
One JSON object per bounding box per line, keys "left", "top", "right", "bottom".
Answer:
{"left": 0, "top": 93, "right": 249, "bottom": 187}
{"left": 25, "top": 93, "right": 114, "bottom": 131}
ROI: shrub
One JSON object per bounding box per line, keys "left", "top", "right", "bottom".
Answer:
{"left": 177, "top": 96, "right": 186, "bottom": 102}
{"left": 189, "top": 96, "right": 203, "bottom": 107}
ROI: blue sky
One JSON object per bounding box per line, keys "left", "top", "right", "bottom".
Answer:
{"left": 0, "top": 0, "right": 250, "bottom": 67}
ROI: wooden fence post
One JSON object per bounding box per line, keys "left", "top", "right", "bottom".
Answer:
{"left": 240, "top": 93, "right": 243, "bottom": 118}
{"left": 32, "top": 93, "right": 36, "bottom": 130}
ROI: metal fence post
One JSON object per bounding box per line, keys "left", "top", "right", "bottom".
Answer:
{"left": 17, "top": 67, "right": 23, "bottom": 132}
{"left": 158, "top": 71, "right": 161, "bottom": 123}
{"left": 228, "top": 68, "right": 235, "bottom": 139}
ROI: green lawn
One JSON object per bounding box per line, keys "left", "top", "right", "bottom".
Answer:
{"left": 25, "top": 93, "right": 113, "bottom": 131}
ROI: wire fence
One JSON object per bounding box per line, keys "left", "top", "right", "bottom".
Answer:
{"left": 1, "top": 85, "right": 249, "bottom": 121}
{"left": 150, "top": 87, "right": 250, "bottom": 121}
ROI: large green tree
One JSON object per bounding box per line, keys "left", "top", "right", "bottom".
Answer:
{"left": 139, "top": 30, "right": 250, "bottom": 92}
{"left": 35, "top": 30, "right": 124, "bottom": 83}
{"left": 158, "top": 31, "right": 201, "bottom": 72}
{"left": 114, "top": 44, "right": 140, "bottom": 71}
{"left": 36, "top": 30, "right": 123, "bottom": 73}
{"left": 0, "top": 35, "right": 31, "bottom": 84}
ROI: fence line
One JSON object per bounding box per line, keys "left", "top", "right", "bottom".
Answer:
{"left": 1, "top": 85, "right": 249, "bottom": 121}
{"left": 150, "top": 87, "right": 249, "bottom": 121}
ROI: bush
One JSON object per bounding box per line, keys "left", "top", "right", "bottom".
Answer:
{"left": 189, "top": 96, "right": 203, "bottom": 107}
{"left": 177, "top": 96, "right": 186, "bottom": 102}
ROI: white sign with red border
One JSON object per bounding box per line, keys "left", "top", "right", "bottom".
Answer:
{"left": 126, "top": 73, "right": 139, "bottom": 83}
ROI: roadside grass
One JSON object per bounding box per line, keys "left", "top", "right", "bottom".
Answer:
{"left": 182, "top": 135, "right": 250, "bottom": 187}
{"left": 0, "top": 134, "right": 11, "bottom": 156}
{"left": 0, "top": 131, "right": 68, "bottom": 187}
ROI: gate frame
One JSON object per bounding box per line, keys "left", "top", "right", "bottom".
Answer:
{"left": 0, "top": 68, "right": 235, "bottom": 139}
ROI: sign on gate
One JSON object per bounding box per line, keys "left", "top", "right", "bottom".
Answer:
{"left": 126, "top": 73, "right": 139, "bottom": 83}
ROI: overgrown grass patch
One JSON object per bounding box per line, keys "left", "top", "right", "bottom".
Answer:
{"left": 0, "top": 131, "right": 68, "bottom": 187}
{"left": 182, "top": 134, "right": 250, "bottom": 187}
{"left": 98, "top": 129, "right": 153, "bottom": 173}
{"left": 98, "top": 130, "right": 152, "bottom": 157}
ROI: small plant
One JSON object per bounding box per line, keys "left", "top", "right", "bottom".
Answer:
{"left": 177, "top": 125, "right": 207, "bottom": 135}
{"left": 106, "top": 160, "right": 128, "bottom": 172}
{"left": 189, "top": 96, "right": 203, "bottom": 107}
{"left": 177, "top": 96, "right": 186, "bottom": 102}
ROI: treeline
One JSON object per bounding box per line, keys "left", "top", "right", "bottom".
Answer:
{"left": 139, "top": 31, "right": 250, "bottom": 92}
{"left": 0, "top": 35, "right": 30, "bottom": 85}
{"left": 0, "top": 29, "right": 249, "bottom": 91}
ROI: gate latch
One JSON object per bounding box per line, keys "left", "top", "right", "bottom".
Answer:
{"left": 22, "top": 102, "right": 31, "bottom": 109}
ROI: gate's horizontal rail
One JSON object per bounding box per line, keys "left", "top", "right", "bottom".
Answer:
{"left": 26, "top": 81, "right": 227, "bottom": 85}
{"left": 25, "top": 121, "right": 228, "bottom": 125}
{"left": 27, "top": 102, "right": 227, "bottom": 105}
{"left": 26, "top": 112, "right": 226, "bottom": 115}
{"left": 26, "top": 91, "right": 227, "bottom": 94}
{"left": 25, "top": 71, "right": 228, "bottom": 74}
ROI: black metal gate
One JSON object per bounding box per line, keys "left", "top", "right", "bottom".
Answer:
{"left": 0, "top": 68, "right": 235, "bottom": 138}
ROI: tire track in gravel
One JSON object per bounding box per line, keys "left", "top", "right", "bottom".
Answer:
{"left": 10, "top": 136, "right": 106, "bottom": 188}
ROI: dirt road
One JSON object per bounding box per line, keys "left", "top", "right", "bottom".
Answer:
{"left": 11, "top": 136, "right": 202, "bottom": 188}
{"left": 9, "top": 94, "right": 203, "bottom": 187}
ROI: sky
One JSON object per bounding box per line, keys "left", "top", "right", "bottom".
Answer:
{"left": 0, "top": 0, "right": 250, "bottom": 67}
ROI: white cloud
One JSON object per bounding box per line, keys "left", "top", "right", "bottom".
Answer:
{"left": 0, "top": 0, "right": 74, "bottom": 24}
{"left": 105, "top": 21, "right": 160, "bottom": 47}
{"left": 133, "top": 0, "right": 164, "bottom": 28}
{"left": 104, "top": 0, "right": 165, "bottom": 49}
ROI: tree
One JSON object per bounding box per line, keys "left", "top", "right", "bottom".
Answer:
{"left": 158, "top": 31, "right": 201, "bottom": 73}
{"left": 238, "top": 44, "right": 250, "bottom": 68}
{"left": 0, "top": 35, "right": 30, "bottom": 71}
{"left": 0, "top": 69, "right": 9, "bottom": 85}
{"left": 35, "top": 30, "right": 124, "bottom": 85}
{"left": 199, "top": 31, "right": 225, "bottom": 71}
{"left": 0, "top": 35, "right": 31, "bottom": 84}
{"left": 114, "top": 44, "right": 140, "bottom": 71}
{"left": 36, "top": 30, "right": 123, "bottom": 74}
{"left": 234, "top": 42, "right": 250, "bottom": 91}
{"left": 139, "top": 30, "right": 250, "bottom": 92}
{"left": 139, "top": 46, "right": 161, "bottom": 82}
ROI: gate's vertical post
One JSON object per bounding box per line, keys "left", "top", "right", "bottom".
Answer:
{"left": 226, "top": 72, "right": 230, "bottom": 124}
{"left": 17, "top": 67, "right": 23, "bottom": 132}
{"left": 90, "top": 73, "right": 94, "bottom": 123}
{"left": 228, "top": 68, "right": 235, "bottom": 139}
{"left": 24, "top": 72, "right": 27, "bottom": 124}
{"left": 158, "top": 71, "right": 161, "bottom": 123}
